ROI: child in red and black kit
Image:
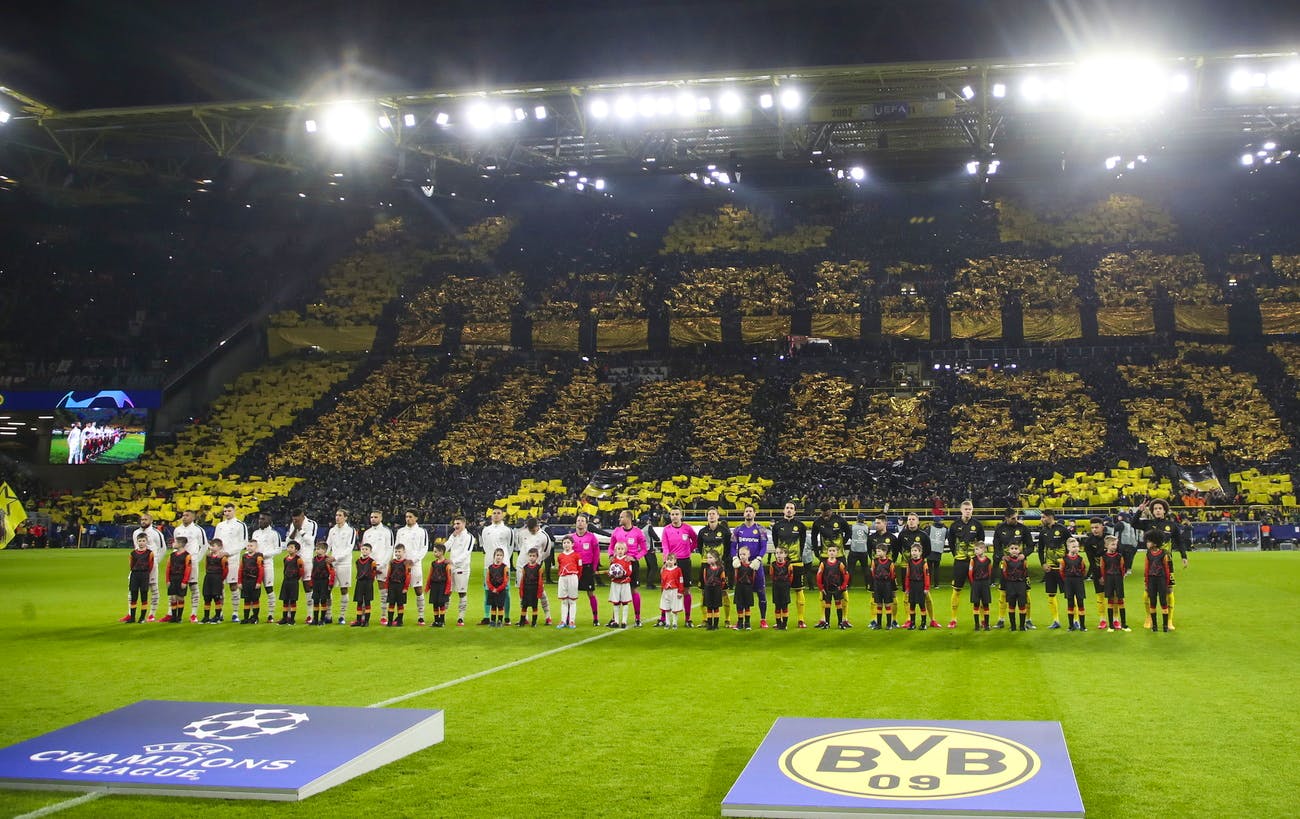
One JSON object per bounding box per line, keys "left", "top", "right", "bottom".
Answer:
{"left": 278, "top": 541, "right": 305, "bottom": 625}
{"left": 201, "top": 539, "right": 229, "bottom": 623}
{"left": 731, "top": 546, "right": 758, "bottom": 631}
{"left": 351, "top": 543, "right": 376, "bottom": 627}
{"left": 816, "top": 545, "right": 851, "bottom": 630}
{"left": 869, "top": 545, "right": 896, "bottom": 630}
{"left": 1061, "top": 537, "right": 1089, "bottom": 631}
{"left": 1101, "top": 535, "right": 1130, "bottom": 632}
{"left": 1000, "top": 543, "right": 1030, "bottom": 632}
{"left": 769, "top": 550, "right": 794, "bottom": 630}
{"left": 1144, "top": 531, "right": 1173, "bottom": 633}
{"left": 386, "top": 545, "right": 412, "bottom": 626}
{"left": 486, "top": 548, "right": 510, "bottom": 627}
{"left": 969, "top": 542, "right": 994, "bottom": 631}
{"left": 308, "top": 541, "right": 335, "bottom": 626}
{"left": 424, "top": 544, "right": 452, "bottom": 628}
{"left": 165, "top": 537, "right": 192, "bottom": 624}
{"left": 517, "top": 547, "right": 545, "bottom": 627}
{"left": 904, "top": 544, "right": 931, "bottom": 630}
{"left": 701, "top": 549, "right": 726, "bottom": 630}
{"left": 124, "top": 534, "right": 154, "bottom": 623}
{"left": 239, "top": 541, "right": 265, "bottom": 625}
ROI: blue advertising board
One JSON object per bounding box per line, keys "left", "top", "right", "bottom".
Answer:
{"left": 724, "top": 718, "right": 1083, "bottom": 818}
{"left": 0, "top": 700, "right": 444, "bottom": 800}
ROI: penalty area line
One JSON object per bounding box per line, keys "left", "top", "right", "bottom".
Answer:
{"left": 13, "top": 789, "right": 108, "bottom": 819}
{"left": 367, "top": 629, "right": 620, "bottom": 708}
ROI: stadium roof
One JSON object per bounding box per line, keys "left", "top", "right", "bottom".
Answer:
{"left": 2, "top": 48, "right": 1299, "bottom": 203}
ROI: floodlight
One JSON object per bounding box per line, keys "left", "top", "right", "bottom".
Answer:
{"left": 435, "top": 112, "right": 450, "bottom": 126}
{"left": 718, "top": 90, "right": 742, "bottom": 114}
{"left": 1069, "top": 57, "right": 1169, "bottom": 118}
{"left": 697, "top": 96, "right": 712, "bottom": 112}
{"left": 514, "top": 107, "right": 526, "bottom": 121}
{"left": 534, "top": 105, "right": 547, "bottom": 120}
{"left": 966, "top": 160, "right": 980, "bottom": 175}
{"left": 304, "top": 119, "right": 318, "bottom": 133}
{"left": 568, "top": 170, "right": 578, "bottom": 177}
{"left": 594, "top": 178, "right": 606, "bottom": 190}
{"left": 614, "top": 96, "right": 636, "bottom": 119}
{"left": 1241, "top": 153, "right": 1254, "bottom": 166}
{"left": 759, "top": 93, "right": 774, "bottom": 109}
{"left": 987, "top": 159, "right": 1000, "bottom": 175}
{"left": 716, "top": 172, "right": 731, "bottom": 184}
{"left": 676, "top": 93, "right": 696, "bottom": 116}
{"left": 780, "top": 88, "right": 801, "bottom": 110}
{"left": 589, "top": 99, "right": 609, "bottom": 119}
{"left": 1168, "top": 74, "right": 1190, "bottom": 93}
{"left": 637, "top": 95, "right": 656, "bottom": 117}
{"left": 403, "top": 113, "right": 416, "bottom": 127}
{"left": 1264, "top": 141, "right": 1277, "bottom": 150}
{"left": 1105, "top": 156, "right": 1120, "bottom": 170}
{"left": 494, "top": 105, "right": 513, "bottom": 124}
{"left": 321, "top": 104, "right": 374, "bottom": 146}
{"left": 1021, "top": 77, "right": 1045, "bottom": 102}
{"left": 656, "top": 96, "right": 673, "bottom": 115}
{"left": 961, "top": 85, "right": 975, "bottom": 100}
{"left": 576, "top": 182, "right": 586, "bottom": 191}
{"left": 0, "top": 109, "right": 10, "bottom": 124}
{"left": 848, "top": 166, "right": 865, "bottom": 181}
{"left": 991, "top": 83, "right": 1006, "bottom": 98}
{"left": 467, "top": 103, "right": 492, "bottom": 129}
{"left": 378, "top": 115, "right": 392, "bottom": 130}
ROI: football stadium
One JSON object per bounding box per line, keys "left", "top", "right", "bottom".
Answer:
{"left": 2, "top": 2, "right": 1300, "bottom": 817}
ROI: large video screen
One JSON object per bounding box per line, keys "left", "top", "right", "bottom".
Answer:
{"left": 49, "top": 408, "right": 149, "bottom": 465}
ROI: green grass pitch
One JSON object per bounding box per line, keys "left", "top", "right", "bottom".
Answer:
{"left": 0, "top": 549, "right": 1296, "bottom": 818}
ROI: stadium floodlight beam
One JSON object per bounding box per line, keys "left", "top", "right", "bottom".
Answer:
{"left": 1241, "top": 152, "right": 1254, "bottom": 166}
{"left": 494, "top": 105, "right": 513, "bottom": 124}
{"left": 435, "top": 111, "right": 450, "bottom": 126}
{"left": 696, "top": 95, "right": 712, "bottom": 112}
{"left": 759, "top": 92, "right": 774, "bottom": 109}
{"left": 780, "top": 88, "right": 801, "bottom": 110}
{"left": 718, "top": 90, "right": 742, "bottom": 114}
{"left": 637, "top": 95, "right": 656, "bottom": 117}
{"left": 991, "top": 83, "right": 1007, "bottom": 98}
{"left": 961, "top": 85, "right": 975, "bottom": 100}
{"left": 534, "top": 105, "right": 547, "bottom": 120}
{"left": 614, "top": 96, "right": 636, "bottom": 120}
{"left": 466, "top": 102, "right": 493, "bottom": 129}
{"left": 1068, "top": 56, "right": 1172, "bottom": 118}
{"left": 403, "top": 113, "right": 417, "bottom": 127}
{"left": 966, "top": 160, "right": 980, "bottom": 175}
{"left": 378, "top": 114, "right": 392, "bottom": 130}
{"left": 320, "top": 103, "right": 375, "bottom": 147}
{"left": 0, "top": 109, "right": 10, "bottom": 124}
{"left": 304, "top": 119, "right": 318, "bottom": 133}
{"left": 676, "top": 93, "right": 696, "bottom": 116}
{"left": 594, "top": 178, "right": 606, "bottom": 190}
{"left": 848, "top": 166, "right": 865, "bottom": 181}
{"left": 589, "top": 98, "right": 609, "bottom": 119}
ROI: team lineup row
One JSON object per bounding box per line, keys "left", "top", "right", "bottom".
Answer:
{"left": 120, "top": 499, "right": 1190, "bottom": 634}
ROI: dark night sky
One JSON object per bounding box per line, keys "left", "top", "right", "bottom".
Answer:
{"left": 4, "top": 0, "right": 1300, "bottom": 110}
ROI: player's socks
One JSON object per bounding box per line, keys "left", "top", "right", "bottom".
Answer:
{"left": 982, "top": 614, "right": 990, "bottom": 630}
{"left": 1019, "top": 612, "right": 1026, "bottom": 630}
{"left": 340, "top": 591, "right": 349, "bottom": 621}
{"left": 396, "top": 611, "right": 405, "bottom": 626}
{"left": 972, "top": 614, "right": 980, "bottom": 630}
{"left": 631, "top": 592, "right": 642, "bottom": 622}
{"left": 1161, "top": 611, "right": 1169, "bottom": 632}
{"left": 1079, "top": 615, "right": 1086, "bottom": 630}
{"left": 1119, "top": 607, "right": 1127, "bottom": 628}
{"left": 796, "top": 589, "right": 806, "bottom": 623}
{"left": 1167, "top": 593, "right": 1176, "bottom": 629}
{"left": 190, "top": 585, "right": 200, "bottom": 619}
{"left": 589, "top": 593, "right": 599, "bottom": 621}
{"left": 999, "top": 590, "right": 1008, "bottom": 620}
{"left": 1096, "top": 593, "right": 1106, "bottom": 622}
{"left": 950, "top": 589, "right": 960, "bottom": 620}
{"left": 416, "top": 592, "right": 426, "bottom": 621}
{"left": 387, "top": 606, "right": 396, "bottom": 625}
{"left": 1048, "top": 596, "right": 1059, "bottom": 624}
{"left": 530, "top": 614, "right": 538, "bottom": 626}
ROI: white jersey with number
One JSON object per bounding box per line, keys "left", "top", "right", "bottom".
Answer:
{"left": 252, "top": 526, "right": 283, "bottom": 583}
{"left": 363, "top": 524, "right": 394, "bottom": 566}
{"left": 285, "top": 518, "right": 318, "bottom": 552}
{"left": 172, "top": 523, "right": 209, "bottom": 567}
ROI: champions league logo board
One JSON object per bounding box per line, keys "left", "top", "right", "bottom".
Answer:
{"left": 0, "top": 701, "right": 444, "bottom": 801}
{"left": 723, "top": 718, "right": 1084, "bottom": 818}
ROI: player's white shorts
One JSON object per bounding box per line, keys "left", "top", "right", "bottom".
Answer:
{"left": 558, "top": 574, "right": 578, "bottom": 599}
{"left": 225, "top": 559, "right": 240, "bottom": 584}
{"left": 149, "top": 564, "right": 160, "bottom": 587}
{"left": 659, "top": 588, "right": 684, "bottom": 612}
{"left": 262, "top": 565, "right": 276, "bottom": 587}
{"left": 409, "top": 560, "right": 425, "bottom": 590}
{"left": 609, "top": 583, "right": 632, "bottom": 604}
{"left": 333, "top": 561, "right": 353, "bottom": 587}
{"left": 452, "top": 565, "right": 470, "bottom": 594}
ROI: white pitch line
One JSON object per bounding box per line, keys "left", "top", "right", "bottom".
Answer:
{"left": 367, "top": 629, "right": 620, "bottom": 708}
{"left": 13, "top": 789, "right": 107, "bottom": 819}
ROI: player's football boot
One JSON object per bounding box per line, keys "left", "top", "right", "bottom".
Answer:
{"left": 992, "top": 618, "right": 1005, "bottom": 629}
{"left": 947, "top": 619, "right": 957, "bottom": 629}
{"left": 1048, "top": 621, "right": 1062, "bottom": 630}
{"left": 759, "top": 619, "right": 768, "bottom": 629}
{"left": 119, "top": 615, "right": 133, "bottom": 623}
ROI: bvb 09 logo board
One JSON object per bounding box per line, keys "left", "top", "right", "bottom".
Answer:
{"left": 780, "top": 726, "right": 1040, "bottom": 800}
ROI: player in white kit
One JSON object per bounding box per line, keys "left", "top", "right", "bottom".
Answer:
{"left": 172, "top": 509, "right": 209, "bottom": 622}
{"left": 363, "top": 510, "right": 394, "bottom": 622}
{"left": 213, "top": 504, "right": 248, "bottom": 622}
{"left": 395, "top": 510, "right": 430, "bottom": 624}
{"left": 251, "top": 513, "right": 283, "bottom": 622}
{"left": 131, "top": 513, "right": 168, "bottom": 621}
{"left": 516, "top": 516, "right": 554, "bottom": 625}
{"left": 479, "top": 508, "right": 514, "bottom": 625}
{"left": 443, "top": 515, "right": 475, "bottom": 626}
{"left": 326, "top": 509, "right": 357, "bottom": 623}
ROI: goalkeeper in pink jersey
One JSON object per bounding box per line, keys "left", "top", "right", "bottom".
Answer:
{"left": 608, "top": 510, "right": 649, "bottom": 628}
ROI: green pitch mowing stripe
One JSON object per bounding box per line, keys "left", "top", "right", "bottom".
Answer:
{"left": 0, "top": 550, "right": 1295, "bottom": 818}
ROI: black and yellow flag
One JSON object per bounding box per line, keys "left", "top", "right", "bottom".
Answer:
{"left": 0, "top": 482, "right": 27, "bottom": 549}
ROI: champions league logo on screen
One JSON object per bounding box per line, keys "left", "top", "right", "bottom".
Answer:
{"left": 0, "top": 701, "right": 445, "bottom": 800}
